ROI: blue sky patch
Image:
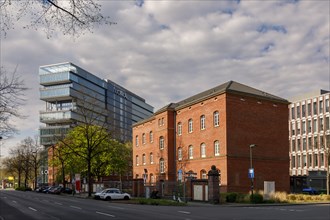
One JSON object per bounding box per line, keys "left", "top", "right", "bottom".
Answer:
{"left": 135, "top": 0, "right": 144, "bottom": 7}
{"left": 257, "top": 24, "right": 287, "bottom": 34}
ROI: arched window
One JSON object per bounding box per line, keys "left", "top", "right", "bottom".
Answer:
{"left": 135, "top": 135, "right": 139, "bottom": 147}
{"left": 142, "top": 154, "right": 146, "bottom": 165}
{"left": 214, "top": 140, "right": 220, "bottom": 156}
{"left": 178, "top": 147, "right": 182, "bottom": 161}
{"left": 177, "top": 122, "right": 182, "bottom": 135}
{"left": 135, "top": 155, "right": 139, "bottom": 166}
{"left": 159, "top": 158, "right": 165, "bottom": 173}
{"left": 149, "top": 131, "right": 153, "bottom": 143}
{"left": 159, "top": 136, "right": 165, "bottom": 150}
{"left": 150, "top": 174, "right": 155, "bottom": 184}
{"left": 150, "top": 153, "right": 154, "bottom": 164}
{"left": 200, "top": 169, "right": 207, "bottom": 179}
{"left": 200, "top": 143, "right": 206, "bottom": 158}
{"left": 188, "top": 119, "right": 193, "bottom": 133}
{"left": 200, "top": 115, "right": 206, "bottom": 130}
{"left": 142, "top": 133, "right": 146, "bottom": 144}
{"left": 214, "top": 111, "right": 219, "bottom": 127}
{"left": 188, "top": 145, "right": 193, "bottom": 159}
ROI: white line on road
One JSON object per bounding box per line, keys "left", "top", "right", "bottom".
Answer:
{"left": 178, "top": 211, "right": 191, "bottom": 215}
{"left": 108, "top": 205, "right": 124, "bottom": 210}
{"left": 96, "top": 211, "right": 115, "bottom": 217}
{"left": 70, "top": 205, "right": 82, "bottom": 210}
{"left": 55, "top": 202, "right": 63, "bottom": 205}
{"left": 28, "top": 207, "right": 37, "bottom": 212}
{"left": 12, "top": 201, "right": 17, "bottom": 203}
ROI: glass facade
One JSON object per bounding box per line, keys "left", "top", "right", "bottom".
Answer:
{"left": 39, "top": 62, "right": 154, "bottom": 146}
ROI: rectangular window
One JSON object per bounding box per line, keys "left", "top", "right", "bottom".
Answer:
{"left": 292, "top": 123, "right": 295, "bottom": 135}
{"left": 320, "top": 117, "right": 324, "bottom": 131}
{"left": 291, "top": 107, "right": 295, "bottom": 119}
{"left": 326, "top": 117, "right": 330, "bottom": 130}
{"left": 150, "top": 153, "right": 154, "bottom": 164}
{"left": 188, "top": 119, "right": 193, "bottom": 133}
{"left": 313, "top": 119, "right": 317, "bottom": 132}
{"left": 303, "top": 138, "right": 307, "bottom": 151}
{"left": 297, "top": 139, "right": 301, "bottom": 151}
{"left": 292, "top": 156, "right": 296, "bottom": 168}
{"left": 178, "top": 123, "right": 182, "bottom": 136}
{"left": 297, "top": 155, "right": 301, "bottom": 168}
{"left": 200, "top": 115, "right": 206, "bottom": 130}
{"left": 178, "top": 148, "right": 182, "bottom": 161}
{"left": 314, "top": 154, "right": 318, "bottom": 167}
{"left": 308, "top": 154, "right": 312, "bottom": 167}
{"left": 214, "top": 111, "right": 220, "bottom": 127}
{"left": 302, "top": 121, "right": 306, "bottom": 134}
{"left": 297, "top": 121, "right": 301, "bottom": 134}
{"left": 307, "top": 103, "right": 311, "bottom": 116}
{"left": 308, "top": 137, "right": 312, "bottom": 150}
{"left": 291, "top": 140, "right": 296, "bottom": 152}
{"left": 160, "top": 160, "right": 165, "bottom": 173}
{"left": 319, "top": 100, "right": 323, "bottom": 113}
{"left": 302, "top": 104, "right": 306, "bottom": 117}
{"left": 189, "top": 146, "right": 193, "bottom": 159}
{"left": 326, "top": 99, "right": 329, "bottom": 112}
{"left": 296, "top": 106, "right": 300, "bottom": 118}
{"left": 308, "top": 120, "right": 312, "bottom": 133}
{"left": 303, "top": 155, "right": 307, "bottom": 167}
{"left": 313, "top": 102, "right": 317, "bottom": 115}
{"left": 314, "top": 136, "right": 318, "bottom": 148}
{"left": 214, "top": 141, "right": 220, "bottom": 156}
{"left": 320, "top": 153, "right": 324, "bottom": 166}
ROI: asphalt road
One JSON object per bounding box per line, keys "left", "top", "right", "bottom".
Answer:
{"left": 0, "top": 190, "right": 329, "bottom": 220}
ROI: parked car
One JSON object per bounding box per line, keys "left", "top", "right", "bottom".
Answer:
{"left": 60, "top": 187, "right": 73, "bottom": 194}
{"left": 302, "top": 187, "right": 318, "bottom": 195}
{"left": 99, "top": 188, "right": 131, "bottom": 201}
{"left": 42, "top": 186, "right": 55, "bottom": 193}
{"left": 48, "top": 186, "right": 62, "bottom": 194}
{"left": 94, "top": 188, "right": 111, "bottom": 200}
{"left": 36, "top": 186, "right": 49, "bottom": 193}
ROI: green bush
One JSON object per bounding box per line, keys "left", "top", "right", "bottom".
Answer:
{"left": 15, "top": 186, "right": 32, "bottom": 191}
{"left": 226, "top": 193, "right": 238, "bottom": 203}
{"left": 250, "top": 193, "right": 263, "bottom": 203}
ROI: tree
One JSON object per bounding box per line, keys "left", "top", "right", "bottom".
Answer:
{"left": 60, "top": 124, "right": 112, "bottom": 197}
{"left": 0, "top": 68, "right": 27, "bottom": 137}
{"left": 0, "top": 0, "right": 116, "bottom": 37}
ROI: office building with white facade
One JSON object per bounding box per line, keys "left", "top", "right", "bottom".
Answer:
{"left": 289, "top": 90, "right": 330, "bottom": 192}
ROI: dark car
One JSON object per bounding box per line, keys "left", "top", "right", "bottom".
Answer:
{"left": 43, "top": 186, "right": 56, "bottom": 193}
{"left": 60, "top": 187, "right": 73, "bottom": 194}
{"left": 35, "top": 186, "right": 49, "bottom": 193}
{"left": 302, "top": 187, "right": 318, "bottom": 195}
{"left": 49, "top": 186, "right": 63, "bottom": 194}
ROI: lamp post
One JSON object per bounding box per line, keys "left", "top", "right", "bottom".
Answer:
{"left": 249, "top": 144, "right": 256, "bottom": 198}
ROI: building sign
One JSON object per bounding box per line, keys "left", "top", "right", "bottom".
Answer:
{"left": 248, "top": 168, "right": 254, "bottom": 179}
{"left": 113, "top": 87, "right": 127, "bottom": 99}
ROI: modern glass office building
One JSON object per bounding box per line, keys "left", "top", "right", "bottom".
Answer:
{"left": 39, "top": 62, "right": 154, "bottom": 147}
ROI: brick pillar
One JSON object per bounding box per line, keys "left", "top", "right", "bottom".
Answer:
{"left": 208, "top": 165, "right": 220, "bottom": 204}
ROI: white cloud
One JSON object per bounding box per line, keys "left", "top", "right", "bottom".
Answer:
{"left": 0, "top": 0, "right": 329, "bottom": 156}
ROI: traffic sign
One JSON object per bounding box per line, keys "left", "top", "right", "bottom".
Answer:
{"left": 248, "top": 168, "right": 254, "bottom": 179}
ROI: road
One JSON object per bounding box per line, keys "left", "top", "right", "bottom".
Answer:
{"left": 0, "top": 190, "right": 329, "bottom": 220}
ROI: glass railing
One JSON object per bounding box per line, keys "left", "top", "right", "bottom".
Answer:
{"left": 40, "top": 72, "right": 70, "bottom": 84}
{"left": 40, "top": 111, "right": 72, "bottom": 122}
{"left": 40, "top": 87, "right": 71, "bottom": 99}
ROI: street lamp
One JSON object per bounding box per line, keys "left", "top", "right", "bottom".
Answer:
{"left": 249, "top": 144, "right": 256, "bottom": 198}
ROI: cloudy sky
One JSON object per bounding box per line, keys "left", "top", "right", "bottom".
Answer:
{"left": 0, "top": 0, "right": 329, "bottom": 156}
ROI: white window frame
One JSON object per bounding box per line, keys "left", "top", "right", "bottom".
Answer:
{"left": 214, "top": 140, "right": 220, "bottom": 156}
{"left": 160, "top": 159, "right": 165, "bottom": 173}
{"left": 200, "top": 115, "right": 205, "bottom": 130}
{"left": 214, "top": 111, "right": 220, "bottom": 127}
{"left": 200, "top": 143, "right": 206, "bottom": 158}
{"left": 188, "top": 145, "right": 193, "bottom": 159}
{"left": 159, "top": 136, "right": 165, "bottom": 150}
{"left": 188, "top": 119, "right": 193, "bottom": 133}
{"left": 178, "top": 147, "right": 182, "bottom": 161}
{"left": 150, "top": 153, "right": 154, "bottom": 164}
{"left": 178, "top": 123, "right": 182, "bottom": 136}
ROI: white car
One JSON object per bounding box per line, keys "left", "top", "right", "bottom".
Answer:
{"left": 94, "top": 188, "right": 111, "bottom": 200}
{"left": 99, "top": 188, "right": 131, "bottom": 201}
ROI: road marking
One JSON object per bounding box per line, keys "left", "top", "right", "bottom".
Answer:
{"left": 12, "top": 201, "right": 17, "bottom": 203}
{"left": 70, "top": 205, "right": 82, "bottom": 210}
{"left": 28, "top": 207, "right": 37, "bottom": 212}
{"left": 108, "top": 205, "right": 124, "bottom": 210}
{"left": 55, "top": 202, "right": 63, "bottom": 205}
{"left": 96, "top": 211, "right": 115, "bottom": 217}
{"left": 178, "top": 211, "right": 191, "bottom": 215}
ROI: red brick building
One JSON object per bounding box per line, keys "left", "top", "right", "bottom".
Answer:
{"left": 133, "top": 81, "right": 290, "bottom": 193}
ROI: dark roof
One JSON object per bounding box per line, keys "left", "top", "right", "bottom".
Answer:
{"left": 174, "top": 80, "right": 288, "bottom": 110}
{"left": 133, "top": 81, "right": 289, "bottom": 126}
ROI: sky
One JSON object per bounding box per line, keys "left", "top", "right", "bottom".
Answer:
{"left": 0, "top": 0, "right": 329, "bottom": 157}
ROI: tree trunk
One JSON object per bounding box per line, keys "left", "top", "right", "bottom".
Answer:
{"left": 61, "top": 162, "right": 66, "bottom": 188}
{"left": 34, "top": 166, "right": 38, "bottom": 190}
{"left": 88, "top": 159, "right": 92, "bottom": 197}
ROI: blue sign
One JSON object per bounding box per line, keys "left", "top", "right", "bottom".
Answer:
{"left": 178, "top": 169, "right": 183, "bottom": 181}
{"left": 248, "top": 168, "right": 254, "bottom": 179}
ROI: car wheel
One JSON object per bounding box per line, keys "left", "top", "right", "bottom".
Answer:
{"left": 106, "top": 196, "right": 111, "bottom": 201}
{"left": 124, "top": 196, "right": 129, "bottom": 200}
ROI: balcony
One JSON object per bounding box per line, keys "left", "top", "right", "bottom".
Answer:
{"left": 40, "top": 87, "right": 71, "bottom": 101}
{"left": 40, "top": 111, "right": 73, "bottom": 123}
{"left": 40, "top": 71, "right": 71, "bottom": 86}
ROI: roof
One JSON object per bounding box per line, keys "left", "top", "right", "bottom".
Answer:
{"left": 133, "top": 80, "right": 289, "bottom": 126}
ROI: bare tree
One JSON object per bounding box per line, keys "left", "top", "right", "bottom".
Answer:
{"left": 0, "top": 0, "right": 116, "bottom": 37}
{"left": 0, "top": 68, "right": 27, "bottom": 137}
